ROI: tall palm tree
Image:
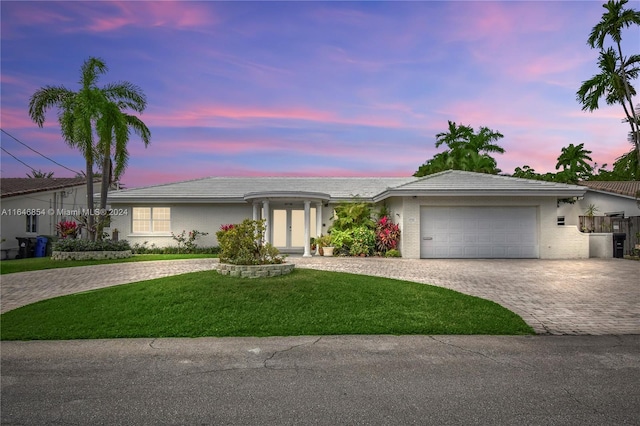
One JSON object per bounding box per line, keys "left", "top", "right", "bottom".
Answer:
{"left": 555, "top": 143, "right": 594, "bottom": 183}
{"left": 29, "top": 57, "right": 151, "bottom": 240}
{"left": 29, "top": 58, "right": 107, "bottom": 240}
{"left": 585, "top": 0, "right": 640, "bottom": 163}
{"left": 95, "top": 91, "right": 151, "bottom": 212}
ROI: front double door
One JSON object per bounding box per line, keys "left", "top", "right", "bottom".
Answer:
{"left": 272, "top": 207, "right": 317, "bottom": 252}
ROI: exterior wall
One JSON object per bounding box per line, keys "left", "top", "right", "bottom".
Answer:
{"left": 588, "top": 233, "right": 613, "bottom": 258}
{"left": 558, "top": 191, "right": 640, "bottom": 226}
{"left": 399, "top": 196, "right": 589, "bottom": 259}
{"left": 109, "top": 203, "right": 253, "bottom": 247}
{"left": 1, "top": 184, "right": 89, "bottom": 255}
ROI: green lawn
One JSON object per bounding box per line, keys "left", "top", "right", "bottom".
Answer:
{"left": 0, "top": 254, "right": 217, "bottom": 275}
{"left": 0, "top": 269, "right": 534, "bottom": 340}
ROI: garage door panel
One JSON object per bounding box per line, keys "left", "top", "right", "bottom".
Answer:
{"left": 421, "top": 207, "right": 538, "bottom": 259}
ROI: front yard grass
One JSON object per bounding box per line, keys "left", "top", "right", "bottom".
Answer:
{"left": 0, "top": 269, "right": 534, "bottom": 340}
{"left": 0, "top": 254, "right": 217, "bottom": 275}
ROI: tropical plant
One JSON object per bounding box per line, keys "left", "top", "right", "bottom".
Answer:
{"left": 56, "top": 221, "right": 78, "bottom": 239}
{"left": 26, "top": 170, "right": 54, "bottom": 178}
{"left": 330, "top": 200, "right": 376, "bottom": 231}
{"left": 29, "top": 57, "right": 151, "bottom": 241}
{"left": 29, "top": 58, "right": 104, "bottom": 239}
{"left": 95, "top": 88, "right": 151, "bottom": 218}
{"left": 555, "top": 143, "right": 594, "bottom": 183}
{"left": 579, "top": 0, "right": 640, "bottom": 164}
{"left": 385, "top": 249, "right": 401, "bottom": 258}
{"left": 327, "top": 229, "right": 353, "bottom": 254}
{"left": 375, "top": 216, "right": 401, "bottom": 254}
{"left": 349, "top": 227, "right": 376, "bottom": 256}
{"left": 414, "top": 121, "right": 504, "bottom": 176}
{"left": 216, "top": 219, "right": 285, "bottom": 265}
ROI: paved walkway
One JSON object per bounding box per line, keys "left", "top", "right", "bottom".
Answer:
{"left": 1, "top": 257, "right": 638, "bottom": 335}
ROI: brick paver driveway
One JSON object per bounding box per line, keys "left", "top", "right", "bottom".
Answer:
{"left": 1, "top": 258, "right": 638, "bottom": 335}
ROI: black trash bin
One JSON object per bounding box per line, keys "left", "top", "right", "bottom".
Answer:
{"left": 613, "top": 233, "right": 626, "bottom": 258}
{"left": 16, "top": 237, "right": 36, "bottom": 259}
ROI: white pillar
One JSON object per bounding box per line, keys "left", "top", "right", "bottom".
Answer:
{"left": 303, "top": 200, "right": 311, "bottom": 257}
{"left": 315, "top": 203, "right": 323, "bottom": 255}
{"left": 252, "top": 203, "right": 260, "bottom": 221}
{"left": 262, "top": 200, "right": 270, "bottom": 244}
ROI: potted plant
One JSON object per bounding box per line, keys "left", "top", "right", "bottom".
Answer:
{"left": 315, "top": 234, "right": 333, "bottom": 256}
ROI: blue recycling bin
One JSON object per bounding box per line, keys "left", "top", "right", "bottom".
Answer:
{"left": 35, "top": 236, "right": 48, "bottom": 258}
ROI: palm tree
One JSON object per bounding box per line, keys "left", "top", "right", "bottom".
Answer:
{"left": 95, "top": 92, "right": 151, "bottom": 211}
{"left": 29, "top": 58, "right": 106, "bottom": 240}
{"left": 584, "top": 0, "right": 640, "bottom": 163}
{"left": 555, "top": 143, "right": 594, "bottom": 183}
{"left": 26, "top": 170, "right": 54, "bottom": 178}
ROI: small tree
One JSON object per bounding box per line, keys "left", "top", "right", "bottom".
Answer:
{"left": 216, "top": 220, "right": 284, "bottom": 265}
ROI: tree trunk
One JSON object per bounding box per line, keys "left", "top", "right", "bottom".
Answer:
{"left": 616, "top": 42, "right": 640, "bottom": 165}
{"left": 85, "top": 155, "right": 96, "bottom": 241}
{"left": 97, "top": 150, "right": 112, "bottom": 241}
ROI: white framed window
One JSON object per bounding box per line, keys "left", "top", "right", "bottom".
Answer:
{"left": 132, "top": 207, "right": 171, "bottom": 233}
{"left": 26, "top": 215, "right": 37, "bottom": 233}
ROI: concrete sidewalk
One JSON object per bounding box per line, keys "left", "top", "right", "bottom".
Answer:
{"left": 1, "top": 257, "right": 639, "bottom": 335}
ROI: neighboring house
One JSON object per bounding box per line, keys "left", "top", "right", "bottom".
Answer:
{"left": 557, "top": 181, "right": 640, "bottom": 225}
{"left": 557, "top": 181, "right": 640, "bottom": 256}
{"left": 0, "top": 178, "right": 94, "bottom": 259}
{"left": 108, "top": 170, "right": 591, "bottom": 259}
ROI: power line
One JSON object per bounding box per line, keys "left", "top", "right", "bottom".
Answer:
{"left": 0, "top": 146, "right": 38, "bottom": 172}
{"left": 0, "top": 128, "right": 81, "bottom": 175}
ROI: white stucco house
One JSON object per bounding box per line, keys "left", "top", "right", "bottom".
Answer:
{"left": 558, "top": 181, "right": 640, "bottom": 225}
{"left": 0, "top": 178, "right": 95, "bottom": 259}
{"left": 557, "top": 181, "right": 640, "bottom": 257}
{"left": 107, "top": 170, "right": 594, "bottom": 259}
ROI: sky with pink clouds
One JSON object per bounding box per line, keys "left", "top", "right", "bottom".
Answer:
{"left": 1, "top": 1, "right": 638, "bottom": 188}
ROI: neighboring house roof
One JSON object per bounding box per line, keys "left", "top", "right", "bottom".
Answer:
{"left": 578, "top": 181, "right": 640, "bottom": 199}
{"left": 107, "top": 170, "right": 586, "bottom": 204}
{"left": 0, "top": 178, "right": 94, "bottom": 199}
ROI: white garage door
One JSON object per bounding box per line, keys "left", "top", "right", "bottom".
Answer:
{"left": 420, "top": 207, "right": 538, "bottom": 259}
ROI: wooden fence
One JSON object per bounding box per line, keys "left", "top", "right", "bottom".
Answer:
{"left": 578, "top": 216, "right": 640, "bottom": 255}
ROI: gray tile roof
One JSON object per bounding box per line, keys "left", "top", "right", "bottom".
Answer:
{"left": 1, "top": 178, "right": 93, "bottom": 198}
{"left": 107, "top": 171, "right": 586, "bottom": 204}
{"left": 379, "top": 170, "right": 586, "bottom": 198}
{"left": 107, "top": 176, "right": 415, "bottom": 202}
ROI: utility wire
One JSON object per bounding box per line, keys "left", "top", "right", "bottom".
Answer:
{"left": 1, "top": 128, "right": 81, "bottom": 175}
{"left": 0, "top": 146, "right": 38, "bottom": 172}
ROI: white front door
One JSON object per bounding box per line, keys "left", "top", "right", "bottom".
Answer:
{"left": 272, "top": 208, "right": 316, "bottom": 250}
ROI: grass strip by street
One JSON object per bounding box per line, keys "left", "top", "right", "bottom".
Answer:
{"left": 0, "top": 254, "right": 218, "bottom": 275}
{"left": 0, "top": 269, "right": 534, "bottom": 340}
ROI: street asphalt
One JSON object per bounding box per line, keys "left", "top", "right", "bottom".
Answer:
{"left": 2, "top": 335, "right": 639, "bottom": 425}
{"left": 1, "top": 258, "right": 639, "bottom": 424}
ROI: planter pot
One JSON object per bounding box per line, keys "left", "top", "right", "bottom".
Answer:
{"left": 323, "top": 247, "right": 334, "bottom": 257}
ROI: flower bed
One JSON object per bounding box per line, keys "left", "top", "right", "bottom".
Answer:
{"left": 51, "top": 250, "right": 132, "bottom": 261}
{"left": 217, "top": 263, "right": 294, "bottom": 278}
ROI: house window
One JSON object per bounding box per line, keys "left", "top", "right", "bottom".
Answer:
{"left": 26, "top": 215, "right": 37, "bottom": 233}
{"left": 132, "top": 207, "right": 171, "bottom": 233}
{"left": 557, "top": 216, "right": 565, "bottom": 226}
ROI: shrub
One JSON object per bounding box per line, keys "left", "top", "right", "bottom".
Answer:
{"left": 53, "top": 239, "right": 132, "bottom": 252}
{"left": 328, "top": 229, "right": 353, "bottom": 254}
{"left": 216, "top": 219, "right": 285, "bottom": 265}
{"left": 376, "top": 216, "right": 401, "bottom": 254}
{"left": 330, "top": 200, "right": 375, "bottom": 231}
{"left": 130, "top": 241, "right": 219, "bottom": 255}
{"left": 385, "top": 249, "right": 401, "bottom": 258}
{"left": 171, "top": 229, "right": 209, "bottom": 253}
{"left": 56, "top": 221, "right": 78, "bottom": 239}
{"left": 349, "top": 227, "right": 376, "bottom": 256}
